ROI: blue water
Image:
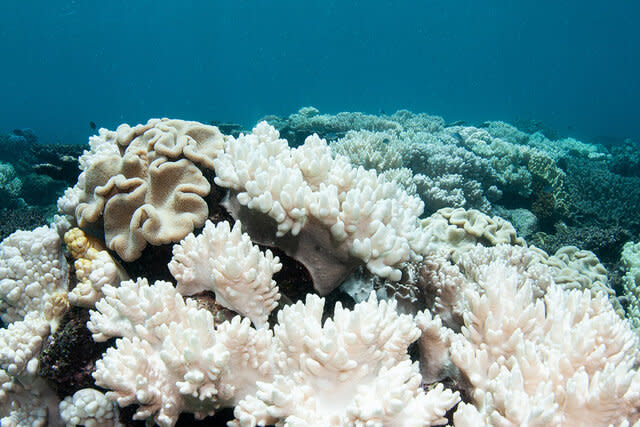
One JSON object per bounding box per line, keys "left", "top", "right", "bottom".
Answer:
{"left": 1, "top": 1, "right": 639, "bottom": 144}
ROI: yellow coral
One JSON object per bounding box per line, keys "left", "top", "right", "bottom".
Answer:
{"left": 63, "top": 227, "right": 128, "bottom": 307}
{"left": 64, "top": 227, "right": 106, "bottom": 259}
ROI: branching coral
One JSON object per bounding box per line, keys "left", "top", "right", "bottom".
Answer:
{"left": 88, "top": 278, "right": 273, "bottom": 427}
{"left": 416, "top": 245, "right": 640, "bottom": 426}
{"left": 169, "top": 220, "right": 281, "bottom": 328}
{"left": 2, "top": 113, "right": 637, "bottom": 426}
{"left": 88, "top": 280, "right": 459, "bottom": 427}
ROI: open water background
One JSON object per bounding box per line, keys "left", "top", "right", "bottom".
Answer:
{"left": 0, "top": 0, "right": 638, "bottom": 144}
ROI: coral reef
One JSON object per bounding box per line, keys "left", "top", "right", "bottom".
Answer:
{"left": 1, "top": 113, "right": 639, "bottom": 426}
{"left": 0, "top": 162, "right": 23, "bottom": 208}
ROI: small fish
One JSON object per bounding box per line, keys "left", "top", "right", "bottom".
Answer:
{"left": 89, "top": 121, "right": 97, "bottom": 131}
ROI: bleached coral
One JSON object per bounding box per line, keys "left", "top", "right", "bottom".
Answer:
{"left": 88, "top": 277, "right": 461, "bottom": 426}
{"left": 330, "top": 129, "right": 403, "bottom": 173}
{"left": 0, "top": 381, "right": 53, "bottom": 427}
{"left": 0, "top": 225, "right": 68, "bottom": 327}
{"left": 213, "top": 121, "right": 428, "bottom": 293}
{"left": 59, "top": 388, "right": 121, "bottom": 427}
{"left": 416, "top": 247, "right": 640, "bottom": 426}
{"left": 542, "top": 245, "right": 613, "bottom": 297}
{"left": 0, "top": 313, "right": 50, "bottom": 404}
{"left": 621, "top": 241, "right": 640, "bottom": 330}
{"left": 169, "top": 220, "right": 281, "bottom": 328}
{"left": 232, "top": 293, "right": 460, "bottom": 427}
{"left": 0, "top": 225, "right": 70, "bottom": 426}
{"left": 88, "top": 278, "right": 273, "bottom": 427}
{"left": 420, "top": 208, "right": 526, "bottom": 260}
{"left": 8, "top": 113, "right": 638, "bottom": 426}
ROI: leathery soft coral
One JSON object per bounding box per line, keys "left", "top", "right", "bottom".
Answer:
{"left": 88, "top": 276, "right": 459, "bottom": 427}
{"left": 416, "top": 244, "right": 640, "bottom": 426}
{"left": 168, "top": 220, "right": 281, "bottom": 328}
{"left": 213, "top": 121, "right": 428, "bottom": 295}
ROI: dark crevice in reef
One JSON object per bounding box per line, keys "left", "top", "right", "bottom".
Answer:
{"left": 39, "top": 307, "right": 114, "bottom": 398}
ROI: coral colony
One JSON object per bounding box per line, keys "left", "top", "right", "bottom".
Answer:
{"left": 1, "top": 112, "right": 640, "bottom": 426}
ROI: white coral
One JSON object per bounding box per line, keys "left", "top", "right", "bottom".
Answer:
{"left": 168, "top": 220, "right": 281, "bottom": 328}
{"left": 88, "top": 278, "right": 273, "bottom": 427}
{"left": 0, "top": 225, "right": 68, "bottom": 327}
{"left": 213, "top": 122, "right": 428, "bottom": 292}
{"left": 446, "top": 258, "right": 640, "bottom": 426}
{"left": 232, "top": 293, "right": 460, "bottom": 426}
{"left": 59, "top": 388, "right": 121, "bottom": 427}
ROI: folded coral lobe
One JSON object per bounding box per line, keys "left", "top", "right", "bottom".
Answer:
{"left": 72, "top": 119, "right": 225, "bottom": 261}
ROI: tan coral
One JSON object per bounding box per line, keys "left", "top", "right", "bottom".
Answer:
{"left": 528, "top": 150, "right": 571, "bottom": 217}
{"left": 74, "top": 119, "right": 226, "bottom": 261}
{"left": 420, "top": 208, "right": 526, "bottom": 260}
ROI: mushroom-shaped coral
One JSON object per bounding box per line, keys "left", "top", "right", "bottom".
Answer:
{"left": 168, "top": 220, "right": 281, "bottom": 328}
{"left": 70, "top": 119, "right": 226, "bottom": 261}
